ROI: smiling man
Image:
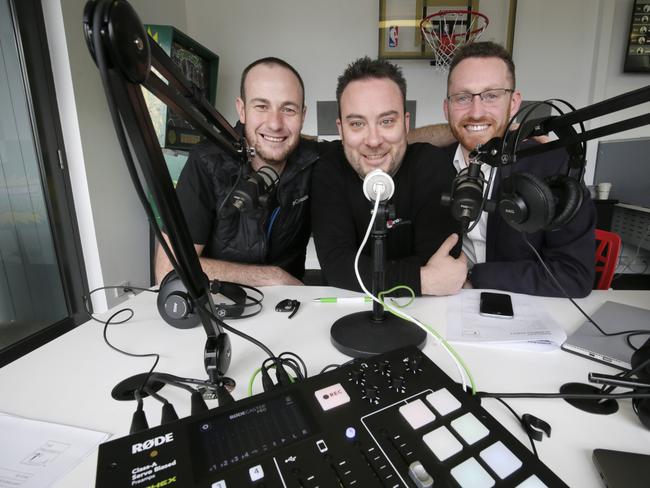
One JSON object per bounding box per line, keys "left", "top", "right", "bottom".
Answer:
{"left": 311, "top": 57, "right": 467, "bottom": 296}
{"left": 155, "top": 57, "right": 318, "bottom": 286}
{"left": 441, "top": 42, "right": 595, "bottom": 297}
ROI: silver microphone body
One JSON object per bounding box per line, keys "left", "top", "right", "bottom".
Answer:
{"left": 363, "top": 169, "right": 395, "bottom": 202}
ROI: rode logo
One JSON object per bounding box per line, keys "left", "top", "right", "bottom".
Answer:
{"left": 132, "top": 433, "right": 174, "bottom": 454}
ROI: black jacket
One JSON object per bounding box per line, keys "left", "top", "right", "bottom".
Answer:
{"left": 174, "top": 135, "right": 319, "bottom": 279}
{"left": 443, "top": 143, "right": 596, "bottom": 297}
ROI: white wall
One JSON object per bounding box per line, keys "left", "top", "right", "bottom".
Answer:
{"left": 513, "top": 0, "right": 650, "bottom": 183}
{"left": 44, "top": 0, "right": 188, "bottom": 311}
{"left": 186, "top": 0, "right": 512, "bottom": 134}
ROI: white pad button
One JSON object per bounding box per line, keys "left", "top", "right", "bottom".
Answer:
{"left": 515, "top": 475, "right": 549, "bottom": 487}
{"left": 451, "top": 412, "right": 490, "bottom": 445}
{"left": 422, "top": 426, "right": 462, "bottom": 461}
{"left": 450, "top": 457, "right": 495, "bottom": 488}
{"left": 480, "top": 441, "right": 522, "bottom": 479}
{"left": 426, "top": 388, "right": 462, "bottom": 416}
{"left": 399, "top": 399, "right": 436, "bottom": 429}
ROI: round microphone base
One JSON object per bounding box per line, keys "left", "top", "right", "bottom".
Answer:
{"left": 559, "top": 382, "right": 618, "bottom": 415}
{"left": 330, "top": 311, "right": 426, "bottom": 358}
{"left": 112, "top": 373, "right": 166, "bottom": 401}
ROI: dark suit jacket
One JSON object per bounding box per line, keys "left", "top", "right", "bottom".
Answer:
{"left": 443, "top": 143, "right": 596, "bottom": 298}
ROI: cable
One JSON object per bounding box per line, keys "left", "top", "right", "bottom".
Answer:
{"left": 491, "top": 397, "right": 539, "bottom": 458}
{"left": 354, "top": 188, "right": 475, "bottom": 393}
{"left": 522, "top": 233, "right": 650, "bottom": 350}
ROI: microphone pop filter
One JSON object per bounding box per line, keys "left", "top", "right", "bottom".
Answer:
{"left": 363, "top": 169, "right": 394, "bottom": 202}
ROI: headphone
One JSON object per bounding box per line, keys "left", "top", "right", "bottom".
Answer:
{"left": 496, "top": 102, "right": 588, "bottom": 234}
{"left": 157, "top": 270, "right": 263, "bottom": 329}
{"left": 631, "top": 338, "right": 650, "bottom": 430}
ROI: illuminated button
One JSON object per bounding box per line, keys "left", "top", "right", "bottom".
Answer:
{"left": 314, "top": 383, "right": 351, "bottom": 411}
{"left": 480, "top": 441, "right": 522, "bottom": 479}
{"left": 345, "top": 427, "right": 356, "bottom": 439}
{"left": 450, "top": 457, "right": 495, "bottom": 488}
{"left": 426, "top": 388, "right": 461, "bottom": 416}
{"left": 399, "top": 399, "right": 436, "bottom": 429}
{"left": 515, "top": 475, "right": 549, "bottom": 487}
{"left": 408, "top": 461, "right": 434, "bottom": 488}
{"left": 249, "top": 465, "right": 264, "bottom": 482}
{"left": 422, "top": 426, "right": 462, "bottom": 461}
{"left": 316, "top": 439, "right": 328, "bottom": 453}
{"left": 450, "top": 412, "right": 489, "bottom": 445}
{"left": 211, "top": 481, "right": 226, "bottom": 488}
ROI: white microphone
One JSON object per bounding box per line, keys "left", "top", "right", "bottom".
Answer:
{"left": 363, "top": 169, "right": 395, "bottom": 202}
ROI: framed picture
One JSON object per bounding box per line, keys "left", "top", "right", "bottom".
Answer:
{"left": 378, "top": 0, "right": 480, "bottom": 59}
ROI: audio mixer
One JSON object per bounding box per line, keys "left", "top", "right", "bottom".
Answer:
{"left": 96, "top": 346, "right": 567, "bottom": 487}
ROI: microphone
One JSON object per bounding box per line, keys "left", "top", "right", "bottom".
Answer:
{"left": 441, "top": 151, "right": 488, "bottom": 231}
{"left": 363, "top": 169, "right": 395, "bottom": 202}
{"left": 230, "top": 165, "right": 279, "bottom": 212}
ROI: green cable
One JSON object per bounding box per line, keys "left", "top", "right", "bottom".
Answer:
{"left": 376, "top": 287, "right": 477, "bottom": 395}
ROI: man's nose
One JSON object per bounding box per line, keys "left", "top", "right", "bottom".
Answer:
{"left": 266, "top": 109, "right": 283, "bottom": 130}
{"left": 364, "top": 125, "right": 383, "bottom": 147}
{"left": 467, "top": 95, "right": 487, "bottom": 118}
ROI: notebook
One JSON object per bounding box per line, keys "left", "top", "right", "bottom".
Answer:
{"left": 592, "top": 449, "right": 650, "bottom": 488}
{"left": 561, "top": 301, "right": 650, "bottom": 370}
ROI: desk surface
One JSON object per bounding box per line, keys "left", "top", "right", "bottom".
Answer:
{"left": 1, "top": 287, "right": 650, "bottom": 487}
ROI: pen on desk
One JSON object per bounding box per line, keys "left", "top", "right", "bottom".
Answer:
{"left": 313, "top": 297, "right": 373, "bottom": 303}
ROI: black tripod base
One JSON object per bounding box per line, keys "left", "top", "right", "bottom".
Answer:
{"left": 331, "top": 311, "right": 427, "bottom": 358}
{"left": 559, "top": 382, "right": 619, "bottom": 415}
{"left": 111, "top": 373, "right": 165, "bottom": 401}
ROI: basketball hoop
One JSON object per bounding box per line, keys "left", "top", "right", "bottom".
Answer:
{"left": 420, "top": 10, "right": 489, "bottom": 72}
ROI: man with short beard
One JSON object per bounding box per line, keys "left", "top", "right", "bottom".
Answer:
{"left": 311, "top": 57, "right": 467, "bottom": 296}
{"left": 439, "top": 42, "right": 595, "bottom": 297}
{"left": 155, "top": 57, "right": 317, "bottom": 286}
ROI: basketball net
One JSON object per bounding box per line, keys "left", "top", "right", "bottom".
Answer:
{"left": 420, "top": 10, "right": 489, "bottom": 73}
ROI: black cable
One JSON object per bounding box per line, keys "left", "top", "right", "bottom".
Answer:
{"left": 477, "top": 391, "right": 650, "bottom": 400}
{"left": 205, "top": 309, "right": 276, "bottom": 358}
{"left": 522, "top": 233, "right": 650, "bottom": 349}
{"left": 320, "top": 364, "right": 342, "bottom": 374}
{"left": 491, "top": 397, "right": 538, "bottom": 458}
{"left": 84, "top": 285, "right": 157, "bottom": 324}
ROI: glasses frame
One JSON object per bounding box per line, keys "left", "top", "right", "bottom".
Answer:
{"left": 447, "top": 88, "right": 515, "bottom": 107}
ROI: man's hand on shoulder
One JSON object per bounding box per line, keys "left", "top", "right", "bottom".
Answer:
{"left": 420, "top": 234, "right": 468, "bottom": 296}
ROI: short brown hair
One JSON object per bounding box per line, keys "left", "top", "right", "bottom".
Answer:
{"left": 240, "top": 57, "right": 305, "bottom": 107}
{"left": 447, "top": 42, "right": 516, "bottom": 91}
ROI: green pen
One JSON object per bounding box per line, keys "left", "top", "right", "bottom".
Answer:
{"left": 313, "top": 296, "right": 373, "bottom": 303}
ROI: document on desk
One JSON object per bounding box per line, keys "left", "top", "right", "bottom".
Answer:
{"left": 0, "top": 411, "right": 109, "bottom": 488}
{"left": 446, "top": 290, "right": 567, "bottom": 351}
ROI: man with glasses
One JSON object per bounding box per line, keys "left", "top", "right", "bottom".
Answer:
{"left": 438, "top": 41, "right": 595, "bottom": 297}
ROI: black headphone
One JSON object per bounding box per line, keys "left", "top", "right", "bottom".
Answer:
{"left": 496, "top": 103, "right": 588, "bottom": 234}
{"left": 631, "top": 338, "right": 650, "bottom": 430}
{"left": 157, "top": 270, "right": 263, "bottom": 329}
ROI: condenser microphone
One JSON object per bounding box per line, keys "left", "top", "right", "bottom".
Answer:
{"left": 230, "top": 165, "right": 279, "bottom": 212}
{"left": 441, "top": 152, "right": 487, "bottom": 231}
{"left": 363, "top": 169, "right": 395, "bottom": 202}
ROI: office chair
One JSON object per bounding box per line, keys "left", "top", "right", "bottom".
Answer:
{"left": 594, "top": 228, "right": 622, "bottom": 290}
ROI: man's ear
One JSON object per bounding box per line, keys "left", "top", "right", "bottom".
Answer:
{"left": 443, "top": 98, "right": 450, "bottom": 122}
{"left": 404, "top": 112, "right": 411, "bottom": 134}
{"left": 235, "top": 97, "right": 246, "bottom": 124}
{"left": 336, "top": 118, "right": 342, "bottom": 139}
{"left": 509, "top": 90, "right": 522, "bottom": 118}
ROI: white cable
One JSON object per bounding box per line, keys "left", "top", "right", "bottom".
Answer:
{"left": 354, "top": 189, "right": 469, "bottom": 391}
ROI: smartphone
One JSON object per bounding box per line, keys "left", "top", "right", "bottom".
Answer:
{"left": 479, "top": 292, "right": 514, "bottom": 319}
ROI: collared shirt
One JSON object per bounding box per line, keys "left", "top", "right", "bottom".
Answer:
{"left": 452, "top": 145, "right": 496, "bottom": 264}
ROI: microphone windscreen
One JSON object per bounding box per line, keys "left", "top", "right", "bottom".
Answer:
{"left": 363, "top": 169, "right": 395, "bottom": 202}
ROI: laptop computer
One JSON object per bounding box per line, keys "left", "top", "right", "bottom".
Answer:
{"left": 561, "top": 301, "right": 650, "bottom": 370}
{"left": 592, "top": 449, "right": 650, "bottom": 488}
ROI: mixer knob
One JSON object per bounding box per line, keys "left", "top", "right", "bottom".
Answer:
{"left": 363, "top": 385, "right": 380, "bottom": 404}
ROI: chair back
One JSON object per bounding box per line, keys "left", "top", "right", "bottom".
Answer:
{"left": 594, "top": 229, "right": 622, "bottom": 290}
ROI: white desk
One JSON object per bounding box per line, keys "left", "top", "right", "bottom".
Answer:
{"left": 1, "top": 287, "right": 649, "bottom": 487}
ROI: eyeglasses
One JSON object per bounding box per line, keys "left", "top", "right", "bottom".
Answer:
{"left": 447, "top": 88, "right": 514, "bottom": 107}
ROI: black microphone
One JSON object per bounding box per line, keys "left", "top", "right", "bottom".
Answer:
{"left": 441, "top": 151, "right": 488, "bottom": 231}
{"left": 230, "top": 165, "right": 279, "bottom": 212}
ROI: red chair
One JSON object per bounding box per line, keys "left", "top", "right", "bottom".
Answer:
{"left": 594, "top": 229, "right": 622, "bottom": 290}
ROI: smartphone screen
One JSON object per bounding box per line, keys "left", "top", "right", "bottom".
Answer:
{"left": 479, "top": 292, "right": 514, "bottom": 319}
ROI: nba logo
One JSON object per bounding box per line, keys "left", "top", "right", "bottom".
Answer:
{"left": 388, "top": 26, "right": 399, "bottom": 48}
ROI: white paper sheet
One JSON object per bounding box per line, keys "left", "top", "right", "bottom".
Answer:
{"left": 446, "top": 290, "right": 567, "bottom": 350}
{"left": 0, "top": 412, "right": 110, "bottom": 488}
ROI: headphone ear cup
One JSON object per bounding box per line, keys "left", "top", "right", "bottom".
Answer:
{"left": 156, "top": 271, "right": 200, "bottom": 329}
{"left": 499, "top": 172, "right": 556, "bottom": 233}
{"left": 546, "top": 175, "right": 583, "bottom": 230}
